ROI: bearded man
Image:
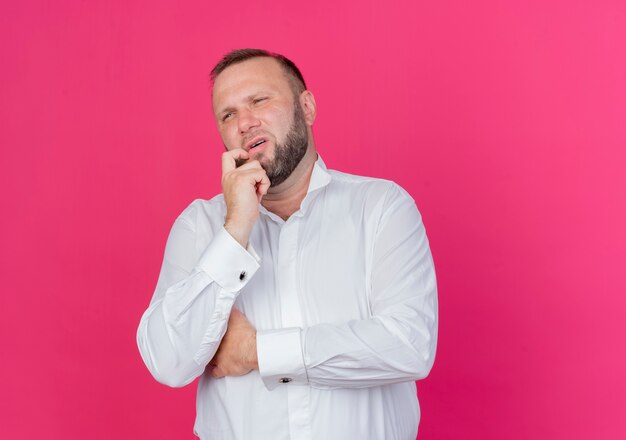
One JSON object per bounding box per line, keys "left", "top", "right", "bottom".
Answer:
{"left": 137, "top": 48, "right": 438, "bottom": 440}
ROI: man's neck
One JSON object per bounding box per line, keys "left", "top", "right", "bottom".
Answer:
{"left": 261, "top": 147, "right": 317, "bottom": 221}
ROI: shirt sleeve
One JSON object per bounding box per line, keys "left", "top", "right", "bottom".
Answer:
{"left": 137, "top": 213, "right": 260, "bottom": 388}
{"left": 257, "top": 184, "right": 438, "bottom": 390}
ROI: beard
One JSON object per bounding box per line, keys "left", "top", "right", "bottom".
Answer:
{"left": 261, "top": 101, "right": 309, "bottom": 187}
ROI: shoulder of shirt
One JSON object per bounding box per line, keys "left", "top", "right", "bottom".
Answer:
{"left": 171, "top": 194, "right": 226, "bottom": 229}
{"left": 325, "top": 168, "right": 416, "bottom": 203}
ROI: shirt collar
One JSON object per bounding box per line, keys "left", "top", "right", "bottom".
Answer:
{"left": 307, "top": 154, "right": 332, "bottom": 194}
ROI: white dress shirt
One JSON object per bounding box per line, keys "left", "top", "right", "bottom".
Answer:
{"left": 137, "top": 156, "right": 438, "bottom": 440}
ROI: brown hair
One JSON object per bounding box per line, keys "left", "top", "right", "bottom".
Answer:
{"left": 210, "top": 48, "right": 307, "bottom": 96}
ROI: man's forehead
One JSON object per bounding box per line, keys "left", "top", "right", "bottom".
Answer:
{"left": 212, "top": 58, "right": 288, "bottom": 108}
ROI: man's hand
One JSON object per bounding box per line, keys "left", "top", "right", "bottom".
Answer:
{"left": 221, "top": 149, "right": 270, "bottom": 248}
{"left": 210, "top": 308, "right": 258, "bottom": 378}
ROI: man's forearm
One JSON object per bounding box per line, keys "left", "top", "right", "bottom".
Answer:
{"left": 137, "top": 220, "right": 260, "bottom": 388}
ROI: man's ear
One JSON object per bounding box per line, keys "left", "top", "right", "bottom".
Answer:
{"left": 299, "top": 90, "right": 317, "bottom": 126}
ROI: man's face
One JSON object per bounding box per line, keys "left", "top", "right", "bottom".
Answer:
{"left": 212, "top": 57, "right": 309, "bottom": 186}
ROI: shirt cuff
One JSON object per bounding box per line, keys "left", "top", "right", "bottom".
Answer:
{"left": 195, "top": 227, "right": 260, "bottom": 292}
{"left": 257, "top": 327, "right": 308, "bottom": 390}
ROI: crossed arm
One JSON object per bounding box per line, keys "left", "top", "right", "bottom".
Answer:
{"left": 137, "top": 185, "right": 437, "bottom": 390}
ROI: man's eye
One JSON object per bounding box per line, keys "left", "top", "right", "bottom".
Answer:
{"left": 253, "top": 97, "right": 267, "bottom": 104}
{"left": 222, "top": 113, "right": 233, "bottom": 122}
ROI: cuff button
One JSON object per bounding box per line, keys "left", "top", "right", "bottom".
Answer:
{"left": 239, "top": 271, "right": 246, "bottom": 281}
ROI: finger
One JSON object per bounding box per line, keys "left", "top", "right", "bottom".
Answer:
{"left": 212, "top": 366, "right": 225, "bottom": 378}
{"left": 222, "top": 149, "right": 250, "bottom": 174}
{"left": 236, "top": 168, "right": 270, "bottom": 190}
{"left": 232, "top": 159, "right": 263, "bottom": 172}
{"left": 256, "top": 173, "right": 271, "bottom": 202}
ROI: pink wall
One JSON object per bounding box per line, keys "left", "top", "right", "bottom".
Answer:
{"left": 1, "top": 1, "right": 625, "bottom": 438}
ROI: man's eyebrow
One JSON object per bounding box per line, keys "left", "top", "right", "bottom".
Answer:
{"left": 217, "top": 105, "right": 236, "bottom": 116}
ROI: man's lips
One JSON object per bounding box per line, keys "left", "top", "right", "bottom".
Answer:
{"left": 244, "top": 136, "right": 269, "bottom": 152}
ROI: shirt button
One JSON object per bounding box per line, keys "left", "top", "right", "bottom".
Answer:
{"left": 239, "top": 271, "right": 246, "bottom": 281}
{"left": 279, "top": 377, "right": 292, "bottom": 384}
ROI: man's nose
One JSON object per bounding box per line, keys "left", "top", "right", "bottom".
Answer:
{"left": 238, "top": 109, "right": 261, "bottom": 134}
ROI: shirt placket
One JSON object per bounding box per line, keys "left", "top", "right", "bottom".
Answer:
{"left": 277, "top": 218, "right": 311, "bottom": 440}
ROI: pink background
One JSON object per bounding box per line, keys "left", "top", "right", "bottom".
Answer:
{"left": 1, "top": 0, "right": 625, "bottom": 438}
